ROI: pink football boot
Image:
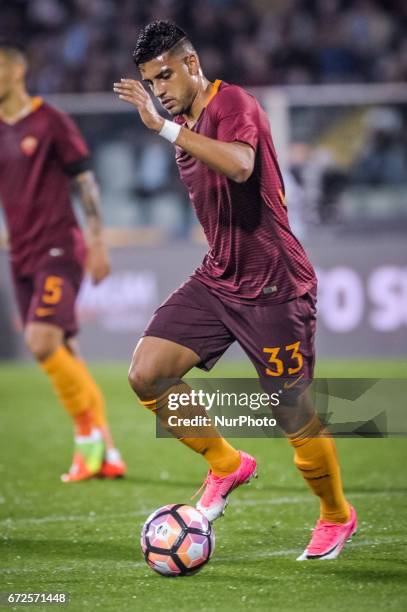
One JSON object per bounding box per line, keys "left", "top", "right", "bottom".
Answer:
{"left": 195, "top": 451, "right": 257, "bottom": 522}
{"left": 297, "top": 505, "right": 357, "bottom": 560}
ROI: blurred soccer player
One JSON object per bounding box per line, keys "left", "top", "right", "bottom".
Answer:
{"left": 114, "top": 21, "right": 356, "bottom": 559}
{"left": 0, "top": 40, "right": 126, "bottom": 482}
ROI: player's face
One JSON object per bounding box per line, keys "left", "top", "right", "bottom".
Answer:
{"left": 139, "top": 52, "right": 198, "bottom": 116}
{"left": 0, "top": 52, "right": 21, "bottom": 102}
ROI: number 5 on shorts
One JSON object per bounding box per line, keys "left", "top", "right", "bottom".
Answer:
{"left": 42, "top": 276, "right": 63, "bottom": 304}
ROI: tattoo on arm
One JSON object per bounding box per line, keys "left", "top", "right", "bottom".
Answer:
{"left": 73, "top": 171, "right": 104, "bottom": 240}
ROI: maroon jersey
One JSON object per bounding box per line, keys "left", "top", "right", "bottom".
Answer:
{"left": 0, "top": 98, "right": 89, "bottom": 276}
{"left": 175, "top": 81, "right": 316, "bottom": 304}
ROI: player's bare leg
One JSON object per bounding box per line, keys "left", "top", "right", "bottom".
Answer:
{"left": 273, "top": 390, "right": 356, "bottom": 560}
{"left": 25, "top": 321, "right": 125, "bottom": 481}
{"left": 128, "top": 336, "right": 257, "bottom": 521}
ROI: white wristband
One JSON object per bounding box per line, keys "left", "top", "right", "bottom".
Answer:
{"left": 158, "top": 119, "right": 181, "bottom": 144}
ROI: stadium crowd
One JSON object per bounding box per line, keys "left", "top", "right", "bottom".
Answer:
{"left": 1, "top": 0, "right": 406, "bottom": 93}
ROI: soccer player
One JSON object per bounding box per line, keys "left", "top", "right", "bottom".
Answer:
{"left": 0, "top": 40, "right": 126, "bottom": 482}
{"left": 114, "top": 21, "right": 357, "bottom": 560}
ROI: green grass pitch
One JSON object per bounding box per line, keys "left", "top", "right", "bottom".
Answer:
{"left": 1, "top": 359, "right": 407, "bottom": 611}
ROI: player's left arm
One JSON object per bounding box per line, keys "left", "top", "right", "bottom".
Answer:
{"left": 73, "top": 171, "right": 111, "bottom": 285}
{"left": 113, "top": 80, "right": 255, "bottom": 183}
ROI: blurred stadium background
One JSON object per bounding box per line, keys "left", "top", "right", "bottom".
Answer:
{"left": 0, "top": 0, "right": 406, "bottom": 364}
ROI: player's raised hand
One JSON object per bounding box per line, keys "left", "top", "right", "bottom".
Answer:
{"left": 113, "top": 79, "right": 164, "bottom": 132}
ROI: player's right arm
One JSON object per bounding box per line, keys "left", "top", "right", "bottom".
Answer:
{"left": 113, "top": 80, "right": 255, "bottom": 183}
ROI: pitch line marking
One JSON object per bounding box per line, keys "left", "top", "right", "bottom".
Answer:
{"left": 0, "top": 490, "right": 405, "bottom": 527}
{"left": 0, "top": 496, "right": 310, "bottom": 526}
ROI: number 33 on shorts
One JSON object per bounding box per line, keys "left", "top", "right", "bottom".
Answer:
{"left": 262, "top": 341, "right": 303, "bottom": 377}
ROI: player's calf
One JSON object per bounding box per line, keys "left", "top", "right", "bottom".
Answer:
{"left": 24, "top": 322, "right": 64, "bottom": 362}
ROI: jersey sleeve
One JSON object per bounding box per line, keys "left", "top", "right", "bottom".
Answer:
{"left": 213, "top": 86, "right": 259, "bottom": 152}
{"left": 51, "top": 108, "right": 92, "bottom": 176}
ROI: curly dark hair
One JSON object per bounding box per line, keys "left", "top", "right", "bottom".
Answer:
{"left": 0, "top": 38, "right": 26, "bottom": 56}
{"left": 133, "top": 20, "right": 189, "bottom": 65}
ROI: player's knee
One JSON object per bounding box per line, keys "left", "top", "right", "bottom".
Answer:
{"left": 272, "top": 403, "right": 304, "bottom": 434}
{"left": 273, "top": 394, "right": 316, "bottom": 435}
{"left": 128, "top": 360, "right": 159, "bottom": 400}
{"left": 24, "top": 328, "right": 59, "bottom": 361}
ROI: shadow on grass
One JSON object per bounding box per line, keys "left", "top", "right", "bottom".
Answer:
{"left": 302, "top": 562, "right": 407, "bottom": 584}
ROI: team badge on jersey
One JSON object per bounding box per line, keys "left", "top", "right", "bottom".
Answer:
{"left": 20, "top": 136, "right": 39, "bottom": 156}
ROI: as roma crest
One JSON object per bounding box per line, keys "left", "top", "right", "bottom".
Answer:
{"left": 21, "top": 136, "right": 38, "bottom": 156}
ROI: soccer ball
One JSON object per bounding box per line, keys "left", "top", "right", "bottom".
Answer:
{"left": 140, "top": 504, "right": 215, "bottom": 576}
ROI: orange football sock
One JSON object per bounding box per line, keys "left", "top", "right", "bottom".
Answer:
{"left": 179, "top": 436, "right": 241, "bottom": 477}
{"left": 140, "top": 383, "right": 240, "bottom": 477}
{"left": 40, "top": 346, "right": 97, "bottom": 435}
{"left": 74, "top": 359, "right": 108, "bottom": 429}
{"left": 288, "top": 414, "right": 350, "bottom": 524}
{"left": 72, "top": 409, "right": 94, "bottom": 436}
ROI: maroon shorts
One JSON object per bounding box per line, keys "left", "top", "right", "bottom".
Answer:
{"left": 12, "top": 257, "right": 84, "bottom": 338}
{"left": 143, "top": 277, "right": 317, "bottom": 394}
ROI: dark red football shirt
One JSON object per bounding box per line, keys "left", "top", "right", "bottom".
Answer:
{"left": 0, "top": 98, "right": 89, "bottom": 276}
{"left": 175, "top": 81, "right": 316, "bottom": 304}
